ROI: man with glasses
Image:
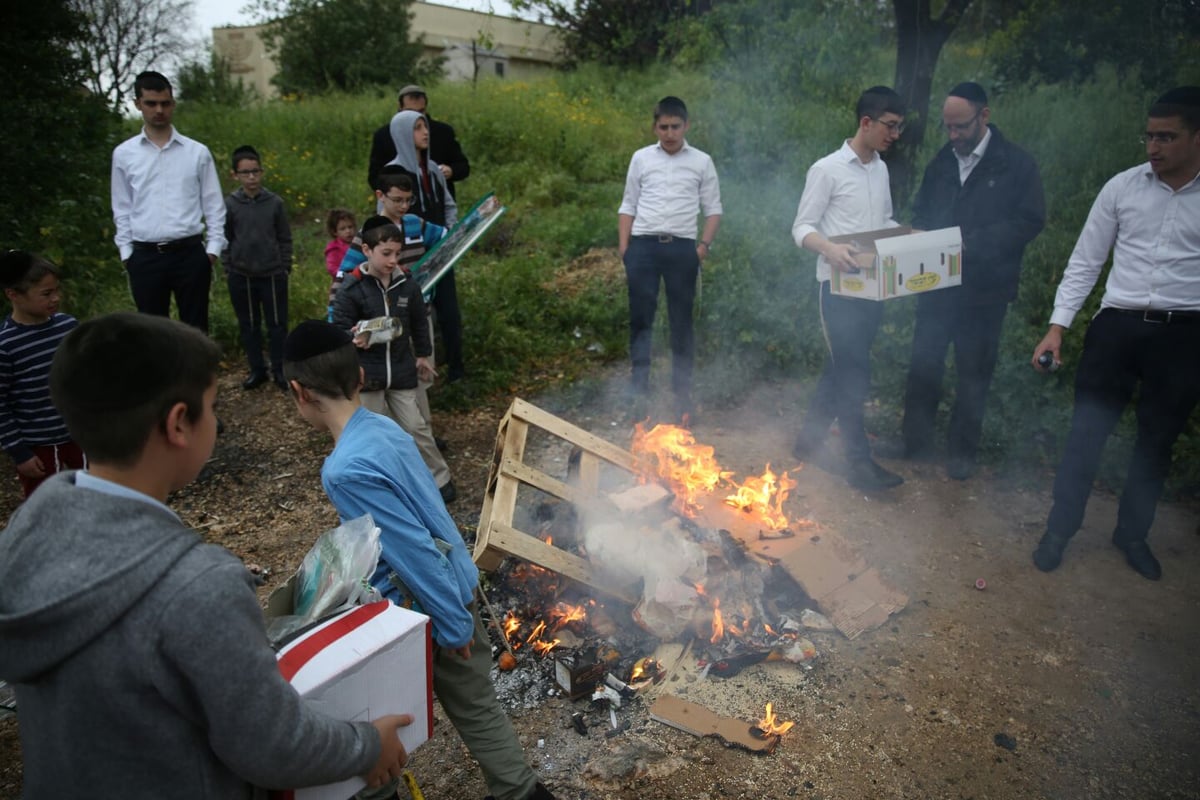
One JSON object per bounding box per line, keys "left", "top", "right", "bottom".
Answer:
{"left": 791, "top": 86, "right": 907, "bottom": 490}
{"left": 890, "top": 82, "right": 1045, "bottom": 480}
{"left": 111, "top": 71, "right": 226, "bottom": 332}
{"left": 1031, "top": 86, "right": 1200, "bottom": 581}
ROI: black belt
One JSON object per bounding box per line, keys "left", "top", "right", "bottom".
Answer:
{"left": 632, "top": 234, "right": 694, "bottom": 244}
{"left": 132, "top": 234, "right": 204, "bottom": 253}
{"left": 1107, "top": 307, "right": 1200, "bottom": 324}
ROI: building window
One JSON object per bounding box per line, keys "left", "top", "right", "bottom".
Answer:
{"left": 494, "top": 62, "right": 505, "bottom": 77}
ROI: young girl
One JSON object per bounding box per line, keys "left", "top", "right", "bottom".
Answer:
{"left": 0, "top": 250, "right": 84, "bottom": 497}
{"left": 324, "top": 208, "right": 357, "bottom": 278}
{"left": 330, "top": 217, "right": 456, "bottom": 503}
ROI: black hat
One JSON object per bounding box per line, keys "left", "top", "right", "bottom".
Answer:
{"left": 948, "top": 82, "right": 988, "bottom": 106}
{"left": 0, "top": 250, "right": 33, "bottom": 288}
{"left": 284, "top": 320, "right": 352, "bottom": 362}
{"left": 1154, "top": 86, "right": 1200, "bottom": 108}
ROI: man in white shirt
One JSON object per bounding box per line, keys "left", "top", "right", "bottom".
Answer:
{"left": 111, "top": 71, "right": 226, "bottom": 333}
{"left": 1031, "top": 86, "right": 1200, "bottom": 581}
{"left": 618, "top": 96, "right": 722, "bottom": 425}
{"left": 790, "top": 86, "right": 906, "bottom": 491}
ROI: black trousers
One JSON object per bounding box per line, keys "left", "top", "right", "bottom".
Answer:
{"left": 1046, "top": 308, "right": 1200, "bottom": 544}
{"left": 796, "top": 280, "right": 883, "bottom": 462}
{"left": 431, "top": 267, "right": 464, "bottom": 378}
{"left": 623, "top": 236, "right": 699, "bottom": 400}
{"left": 126, "top": 243, "right": 212, "bottom": 332}
{"left": 227, "top": 271, "right": 289, "bottom": 376}
{"left": 901, "top": 290, "right": 1009, "bottom": 460}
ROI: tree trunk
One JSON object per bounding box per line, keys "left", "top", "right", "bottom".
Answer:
{"left": 889, "top": 0, "right": 974, "bottom": 205}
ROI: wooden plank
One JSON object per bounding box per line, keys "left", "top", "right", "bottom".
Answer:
{"left": 508, "top": 399, "right": 637, "bottom": 471}
{"left": 485, "top": 522, "right": 638, "bottom": 604}
{"left": 474, "top": 417, "right": 529, "bottom": 569}
{"left": 577, "top": 451, "right": 600, "bottom": 494}
{"left": 498, "top": 457, "right": 617, "bottom": 514}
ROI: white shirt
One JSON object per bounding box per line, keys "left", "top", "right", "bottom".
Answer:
{"left": 618, "top": 141, "right": 722, "bottom": 238}
{"left": 1050, "top": 163, "right": 1200, "bottom": 328}
{"left": 792, "top": 141, "right": 899, "bottom": 282}
{"left": 955, "top": 126, "right": 992, "bottom": 184}
{"left": 111, "top": 127, "right": 227, "bottom": 261}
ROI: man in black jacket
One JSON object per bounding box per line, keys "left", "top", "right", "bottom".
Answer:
{"left": 368, "top": 85, "right": 470, "bottom": 199}
{"left": 894, "top": 82, "right": 1045, "bottom": 479}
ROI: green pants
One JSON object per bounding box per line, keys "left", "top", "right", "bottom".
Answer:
{"left": 357, "top": 602, "right": 537, "bottom": 800}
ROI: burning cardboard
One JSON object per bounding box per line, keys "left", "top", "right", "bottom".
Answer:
{"left": 649, "top": 695, "right": 782, "bottom": 754}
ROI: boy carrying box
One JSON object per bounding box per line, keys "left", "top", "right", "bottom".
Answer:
{"left": 0, "top": 312, "right": 411, "bottom": 798}
{"left": 282, "top": 320, "right": 554, "bottom": 800}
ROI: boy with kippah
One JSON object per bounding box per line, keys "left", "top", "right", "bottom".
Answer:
{"left": 0, "top": 312, "right": 412, "bottom": 798}
{"left": 283, "top": 319, "right": 555, "bottom": 800}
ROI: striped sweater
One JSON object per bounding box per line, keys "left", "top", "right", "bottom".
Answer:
{"left": 0, "top": 313, "right": 77, "bottom": 463}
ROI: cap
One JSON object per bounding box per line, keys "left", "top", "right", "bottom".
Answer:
{"left": 398, "top": 84, "right": 426, "bottom": 99}
{"left": 284, "top": 320, "right": 352, "bottom": 362}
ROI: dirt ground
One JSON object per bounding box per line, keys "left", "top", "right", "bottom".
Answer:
{"left": 1, "top": 360, "right": 1198, "bottom": 800}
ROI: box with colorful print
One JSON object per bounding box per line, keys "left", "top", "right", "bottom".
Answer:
{"left": 828, "top": 226, "right": 962, "bottom": 301}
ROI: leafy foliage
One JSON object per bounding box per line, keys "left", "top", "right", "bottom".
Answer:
{"left": 177, "top": 53, "right": 260, "bottom": 106}
{"left": 252, "top": 0, "right": 438, "bottom": 95}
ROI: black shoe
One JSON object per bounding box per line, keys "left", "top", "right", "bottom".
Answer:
{"left": 242, "top": 371, "right": 268, "bottom": 390}
{"left": 1115, "top": 539, "right": 1161, "bottom": 580}
{"left": 1033, "top": 532, "right": 1069, "bottom": 572}
{"left": 439, "top": 480, "right": 458, "bottom": 504}
{"left": 273, "top": 374, "right": 289, "bottom": 391}
{"left": 846, "top": 458, "right": 904, "bottom": 490}
{"left": 447, "top": 365, "right": 466, "bottom": 384}
{"left": 945, "top": 455, "right": 975, "bottom": 481}
{"left": 435, "top": 436, "right": 449, "bottom": 453}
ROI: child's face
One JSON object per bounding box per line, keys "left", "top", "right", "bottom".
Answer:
{"left": 336, "top": 219, "right": 357, "bottom": 242}
{"left": 654, "top": 114, "right": 690, "bottom": 155}
{"left": 378, "top": 188, "right": 415, "bottom": 221}
{"left": 232, "top": 159, "right": 263, "bottom": 194}
{"left": 6, "top": 273, "right": 61, "bottom": 324}
{"left": 413, "top": 118, "right": 430, "bottom": 152}
{"left": 364, "top": 240, "right": 403, "bottom": 276}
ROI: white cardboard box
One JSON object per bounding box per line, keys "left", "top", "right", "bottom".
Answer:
{"left": 271, "top": 601, "right": 432, "bottom": 800}
{"left": 828, "top": 226, "right": 962, "bottom": 300}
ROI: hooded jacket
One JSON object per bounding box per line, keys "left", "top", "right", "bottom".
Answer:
{"left": 386, "top": 110, "right": 459, "bottom": 228}
{"left": 368, "top": 113, "right": 470, "bottom": 198}
{"left": 222, "top": 187, "right": 294, "bottom": 277}
{"left": 0, "top": 473, "right": 379, "bottom": 798}
{"left": 332, "top": 266, "right": 431, "bottom": 392}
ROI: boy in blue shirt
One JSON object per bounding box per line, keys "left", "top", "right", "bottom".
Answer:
{"left": 282, "top": 320, "right": 554, "bottom": 800}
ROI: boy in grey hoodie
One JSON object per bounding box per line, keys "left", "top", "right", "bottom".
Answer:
{"left": 0, "top": 312, "right": 412, "bottom": 798}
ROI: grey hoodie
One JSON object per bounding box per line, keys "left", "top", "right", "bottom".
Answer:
{"left": 0, "top": 472, "right": 379, "bottom": 798}
{"left": 387, "top": 110, "right": 458, "bottom": 227}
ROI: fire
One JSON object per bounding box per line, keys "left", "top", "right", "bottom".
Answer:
{"left": 531, "top": 638, "right": 560, "bottom": 655}
{"left": 548, "top": 602, "right": 587, "bottom": 631}
{"left": 632, "top": 423, "right": 798, "bottom": 531}
{"left": 710, "top": 597, "right": 724, "bottom": 644}
{"left": 757, "top": 702, "right": 795, "bottom": 736}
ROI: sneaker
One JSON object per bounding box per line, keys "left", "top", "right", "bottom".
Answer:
{"left": 1032, "top": 532, "right": 1069, "bottom": 572}
{"left": 1114, "top": 538, "right": 1161, "bottom": 581}
{"left": 439, "top": 480, "right": 458, "bottom": 504}
{"left": 846, "top": 458, "right": 904, "bottom": 490}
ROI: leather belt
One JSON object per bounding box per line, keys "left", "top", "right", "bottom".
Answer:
{"left": 632, "top": 234, "right": 693, "bottom": 244}
{"left": 132, "top": 234, "right": 204, "bottom": 253}
{"left": 1108, "top": 307, "right": 1200, "bottom": 324}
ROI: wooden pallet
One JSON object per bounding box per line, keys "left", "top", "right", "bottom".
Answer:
{"left": 473, "top": 398, "right": 640, "bottom": 604}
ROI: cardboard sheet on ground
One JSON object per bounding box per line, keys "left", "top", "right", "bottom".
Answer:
{"left": 649, "top": 695, "right": 779, "bottom": 753}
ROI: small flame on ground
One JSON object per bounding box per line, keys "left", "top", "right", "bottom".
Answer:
{"left": 548, "top": 602, "right": 587, "bottom": 631}
{"left": 757, "top": 702, "right": 795, "bottom": 736}
{"left": 711, "top": 597, "right": 724, "bottom": 644}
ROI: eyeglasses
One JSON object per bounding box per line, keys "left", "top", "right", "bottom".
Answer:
{"left": 940, "top": 112, "right": 981, "bottom": 135}
{"left": 1140, "top": 132, "right": 1180, "bottom": 145}
{"left": 872, "top": 118, "right": 906, "bottom": 135}
{"left": 383, "top": 194, "right": 414, "bottom": 206}
{"left": 235, "top": 168, "right": 263, "bottom": 176}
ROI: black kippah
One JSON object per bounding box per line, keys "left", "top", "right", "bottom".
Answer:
{"left": 948, "top": 82, "right": 988, "bottom": 105}
{"left": 284, "top": 320, "right": 352, "bottom": 362}
{"left": 1154, "top": 86, "right": 1200, "bottom": 108}
{"left": 0, "top": 250, "right": 33, "bottom": 288}
{"left": 361, "top": 215, "right": 392, "bottom": 235}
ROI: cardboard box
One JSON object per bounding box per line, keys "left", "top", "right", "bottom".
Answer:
{"left": 272, "top": 601, "right": 433, "bottom": 800}
{"left": 829, "top": 226, "right": 962, "bottom": 300}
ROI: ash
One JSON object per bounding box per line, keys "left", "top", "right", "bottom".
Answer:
{"left": 491, "top": 656, "right": 558, "bottom": 711}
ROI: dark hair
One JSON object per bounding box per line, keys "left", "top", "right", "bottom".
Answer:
{"left": 361, "top": 217, "right": 404, "bottom": 248}
{"left": 856, "top": 86, "right": 906, "bottom": 122}
{"left": 231, "top": 144, "right": 261, "bottom": 171}
{"left": 134, "top": 71, "right": 173, "bottom": 99}
{"left": 50, "top": 313, "right": 220, "bottom": 467}
{"left": 376, "top": 167, "right": 415, "bottom": 195}
{"left": 0, "top": 250, "right": 60, "bottom": 293}
{"left": 947, "top": 81, "right": 988, "bottom": 111}
{"left": 1149, "top": 85, "right": 1200, "bottom": 131}
{"left": 283, "top": 342, "right": 361, "bottom": 401}
{"left": 325, "top": 208, "right": 357, "bottom": 237}
{"left": 653, "top": 96, "right": 689, "bottom": 121}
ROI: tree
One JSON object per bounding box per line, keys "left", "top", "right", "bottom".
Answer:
{"left": 177, "top": 52, "right": 260, "bottom": 106}
{"left": 254, "top": 0, "right": 436, "bottom": 95}
{"left": 71, "top": 0, "right": 197, "bottom": 112}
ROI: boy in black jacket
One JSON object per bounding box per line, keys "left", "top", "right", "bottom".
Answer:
{"left": 332, "top": 216, "right": 456, "bottom": 503}
{"left": 223, "top": 144, "right": 293, "bottom": 391}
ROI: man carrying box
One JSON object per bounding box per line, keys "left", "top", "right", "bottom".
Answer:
{"left": 791, "top": 86, "right": 907, "bottom": 491}
{"left": 891, "top": 82, "right": 1045, "bottom": 480}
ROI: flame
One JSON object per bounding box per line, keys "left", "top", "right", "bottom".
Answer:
{"left": 548, "top": 602, "right": 587, "bottom": 631}
{"left": 531, "top": 638, "right": 560, "bottom": 655}
{"left": 757, "top": 702, "right": 795, "bottom": 736}
{"left": 632, "top": 423, "right": 798, "bottom": 531}
{"left": 710, "top": 598, "right": 724, "bottom": 644}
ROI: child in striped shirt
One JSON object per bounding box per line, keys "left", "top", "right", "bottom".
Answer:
{"left": 0, "top": 251, "right": 83, "bottom": 497}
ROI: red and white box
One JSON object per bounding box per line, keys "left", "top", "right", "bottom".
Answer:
{"left": 273, "top": 601, "right": 433, "bottom": 800}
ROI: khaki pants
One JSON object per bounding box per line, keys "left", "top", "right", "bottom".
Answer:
{"left": 360, "top": 389, "right": 451, "bottom": 488}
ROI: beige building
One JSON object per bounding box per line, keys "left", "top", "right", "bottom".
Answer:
{"left": 213, "top": 1, "right": 562, "bottom": 98}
